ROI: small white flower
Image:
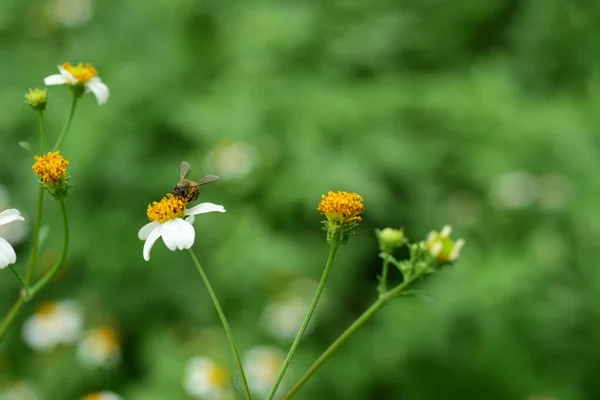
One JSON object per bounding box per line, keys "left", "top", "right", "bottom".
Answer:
{"left": 0, "top": 381, "right": 38, "bottom": 400}
{"left": 243, "top": 346, "right": 285, "bottom": 397}
{"left": 138, "top": 195, "right": 225, "bottom": 261}
{"left": 77, "top": 327, "right": 121, "bottom": 368}
{"left": 81, "top": 391, "right": 122, "bottom": 400}
{"left": 44, "top": 62, "right": 109, "bottom": 105}
{"left": 0, "top": 209, "right": 25, "bottom": 270}
{"left": 263, "top": 296, "right": 310, "bottom": 342}
{"left": 22, "top": 300, "right": 83, "bottom": 351}
{"left": 183, "top": 357, "right": 230, "bottom": 399}
{"left": 47, "top": 0, "right": 93, "bottom": 27}
{"left": 208, "top": 140, "right": 256, "bottom": 181}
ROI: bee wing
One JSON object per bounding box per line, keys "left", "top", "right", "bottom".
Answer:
{"left": 196, "top": 175, "right": 220, "bottom": 185}
{"left": 179, "top": 161, "right": 192, "bottom": 181}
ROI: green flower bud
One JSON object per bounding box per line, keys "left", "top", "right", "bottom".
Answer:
{"left": 376, "top": 228, "right": 405, "bottom": 254}
{"left": 25, "top": 88, "right": 48, "bottom": 111}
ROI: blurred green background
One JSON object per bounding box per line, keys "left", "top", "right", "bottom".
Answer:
{"left": 1, "top": 0, "right": 599, "bottom": 399}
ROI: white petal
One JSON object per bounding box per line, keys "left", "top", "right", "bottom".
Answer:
{"left": 44, "top": 74, "right": 69, "bottom": 86}
{"left": 86, "top": 77, "right": 109, "bottom": 105}
{"left": 185, "top": 215, "right": 195, "bottom": 225}
{"left": 185, "top": 202, "right": 226, "bottom": 216}
{"left": 161, "top": 219, "right": 195, "bottom": 251}
{"left": 138, "top": 221, "right": 159, "bottom": 240}
{"left": 0, "top": 237, "right": 17, "bottom": 269}
{"left": 0, "top": 209, "right": 24, "bottom": 225}
{"left": 143, "top": 225, "right": 162, "bottom": 261}
{"left": 58, "top": 65, "right": 78, "bottom": 84}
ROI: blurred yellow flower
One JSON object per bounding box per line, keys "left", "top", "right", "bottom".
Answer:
{"left": 183, "top": 357, "right": 230, "bottom": 399}
{"left": 22, "top": 300, "right": 82, "bottom": 351}
{"left": 77, "top": 327, "right": 121, "bottom": 368}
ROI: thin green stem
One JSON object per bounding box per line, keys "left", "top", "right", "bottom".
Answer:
{"left": 267, "top": 244, "right": 339, "bottom": 400}
{"left": 377, "top": 254, "right": 390, "bottom": 297}
{"left": 0, "top": 298, "right": 24, "bottom": 342}
{"left": 39, "top": 110, "right": 46, "bottom": 153}
{"left": 29, "top": 199, "right": 69, "bottom": 296}
{"left": 53, "top": 95, "right": 78, "bottom": 151}
{"left": 25, "top": 186, "right": 44, "bottom": 285}
{"left": 8, "top": 266, "right": 30, "bottom": 299}
{"left": 282, "top": 274, "right": 420, "bottom": 400}
{"left": 187, "top": 250, "right": 252, "bottom": 400}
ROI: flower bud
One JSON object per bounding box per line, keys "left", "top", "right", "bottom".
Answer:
{"left": 25, "top": 88, "right": 48, "bottom": 111}
{"left": 376, "top": 228, "right": 405, "bottom": 254}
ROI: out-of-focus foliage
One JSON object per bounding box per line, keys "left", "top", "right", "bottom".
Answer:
{"left": 1, "top": 0, "right": 599, "bottom": 398}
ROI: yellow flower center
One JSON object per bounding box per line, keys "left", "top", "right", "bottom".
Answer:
{"left": 36, "top": 302, "right": 58, "bottom": 317}
{"left": 62, "top": 62, "right": 97, "bottom": 84}
{"left": 32, "top": 151, "right": 69, "bottom": 183}
{"left": 81, "top": 393, "right": 104, "bottom": 400}
{"left": 317, "top": 191, "right": 365, "bottom": 223}
{"left": 147, "top": 194, "right": 187, "bottom": 223}
{"left": 89, "top": 327, "right": 120, "bottom": 354}
{"left": 208, "top": 366, "right": 228, "bottom": 387}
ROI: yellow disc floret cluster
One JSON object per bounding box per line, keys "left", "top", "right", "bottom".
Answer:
{"left": 318, "top": 190, "right": 365, "bottom": 223}
{"left": 147, "top": 194, "right": 187, "bottom": 223}
{"left": 32, "top": 151, "right": 69, "bottom": 183}
{"left": 81, "top": 393, "right": 106, "bottom": 400}
{"left": 62, "top": 62, "right": 97, "bottom": 84}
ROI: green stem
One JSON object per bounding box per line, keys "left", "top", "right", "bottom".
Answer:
{"left": 281, "top": 274, "right": 419, "bottom": 400}
{"left": 187, "top": 250, "right": 252, "bottom": 400}
{"left": 39, "top": 110, "right": 46, "bottom": 153}
{"left": 25, "top": 186, "right": 44, "bottom": 284}
{"left": 53, "top": 95, "right": 78, "bottom": 151}
{"left": 0, "top": 298, "right": 24, "bottom": 342}
{"left": 267, "top": 244, "right": 339, "bottom": 400}
{"left": 29, "top": 199, "right": 69, "bottom": 296}
{"left": 8, "top": 266, "right": 30, "bottom": 299}
{"left": 377, "top": 254, "right": 390, "bottom": 297}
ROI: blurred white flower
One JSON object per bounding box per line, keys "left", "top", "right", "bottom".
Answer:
{"left": 46, "top": 0, "right": 93, "bottom": 27}
{"left": 138, "top": 195, "right": 225, "bottom": 261}
{"left": 44, "top": 63, "right": 109, "bottom": 105}
{"left": 81, "top": 391, "right": 122, "bottom": 400}
{"left": 77, "top": 327, "right": 121, "bottom": 368}
{"left": 243, "top": 346, "right": 285, "bottom": 397}
{"left": 0, "top": 382, "right": 38, "bottom": 400}
{"left": 208, "top": 140, "right": 256, "bottom": 181}
{"left": 262, "top": 295, "right": 310, "bottom": 342}
{"left": 22, "top": 300, "right": 83, "bottom": 351}
{"left": 0, "top": 209, "right": 25, "bottom": 270}
{"left": 183, "top": 357, "right": 230, "bottom": 399}
{"left": 538, "top": 173, "right": 571, "bottom": 211}
{"left": 489, "top": 171, "right": 538, "bottom": 210}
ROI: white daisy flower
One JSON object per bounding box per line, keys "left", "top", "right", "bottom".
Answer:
{"left": 0, "top": 381, "right": 38, "bottom": 400}
{"left": 22, "top": 300, "right": 83, "bottom": 351}
{"left": 77, "top": 327, "right": 121, "bottom": 368}
{"left": 44, "top": 62, "right": 109, "bottom": 105}
{"left": 243, "top": 346, "right": 285, "bottom": 397}
{"left": 183, "top": 356, "right": 230, "bottom": 399}
{"left": 0, "top": 209, "right": 25, "bottom": 270}
{"left": 263, "top": 296, "right": 310, "bottom": 342}
{"left": 81, "top": 391, "right": 122, "bottom": 400}
{"left": 138, "top": 194, "right": 225, "bottom": 261}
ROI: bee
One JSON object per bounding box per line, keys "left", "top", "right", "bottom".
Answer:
{"left": 173, "top": 161, "right": 220, "bottom": 203}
